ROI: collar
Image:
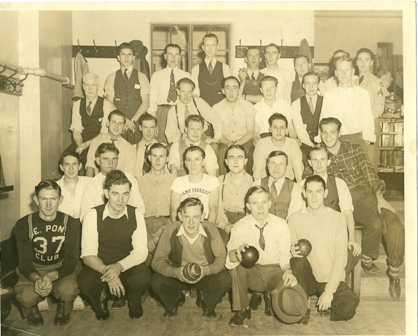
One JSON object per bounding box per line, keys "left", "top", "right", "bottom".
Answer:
{"left": 86, "top": 96, "right": 98, "bottom": 106}
{"left": 250, "top": 214, "right": 269, "bottom": 229}
{"left": 306, "top": 94, "right": 318, "bottom": 104}
{"left": 103, "top": 203, "right": 129, "bottom": 220}
{"left": 177, "top": 223, "right": 207, "bottom": 238}
{"left": 185, "top": 138, "right": 202, "bottom": 147}
{"left": 166, "top": 66, "right": 179, "bottom": 72}
{"left": 121, "top": 65, "right": 134, "bottom": 73}
{"left": 248, "top": 69, "right": 260, "bottom": 78}
{"left": 205, "top": 58, "right": 217, "bottom": 66}
{"left": 268, "top": 176, "right": 285, "bottom": 188}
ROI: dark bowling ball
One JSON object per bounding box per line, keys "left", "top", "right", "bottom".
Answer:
{"left": 183, "top": 262, "right": 201, "bottom": 281}
{"left": 298, "top": 239, "right": 312, "bottom": 257}
{"left": 240, "top": 246, "right": 260, "bottom": 268}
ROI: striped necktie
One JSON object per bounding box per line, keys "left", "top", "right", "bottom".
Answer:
{"left": 208, "top": 61, "right": 213, "bottom": 74}
{"left": 256, "top": 224, "right": 266, "bottom": 250}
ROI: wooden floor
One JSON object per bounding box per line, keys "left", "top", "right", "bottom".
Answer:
{"left": 1, "top": 197, "right": 409, "bottom": 336}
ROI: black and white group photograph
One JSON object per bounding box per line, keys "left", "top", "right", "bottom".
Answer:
{"left": 0, "top": 1, "right": 416, "bottom": 335}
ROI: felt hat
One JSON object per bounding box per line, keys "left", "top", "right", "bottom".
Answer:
{"left": 330, "top": 282, "right": 360, "bottom": 321}
{"left": 130, "top": 40, "right": 148, "bottom": 58}
{"left": 271, "top": 281, "right": 308, "bottom": 324}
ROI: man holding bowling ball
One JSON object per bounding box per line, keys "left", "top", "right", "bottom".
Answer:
{"left": 288, "top": 175, "right": 357, "bottom": 325}
{"left": 151, "top": 197, "right": 231, "bottom": 318}
{"left": 226, "top": 186, "right": 297, "bottom": 327}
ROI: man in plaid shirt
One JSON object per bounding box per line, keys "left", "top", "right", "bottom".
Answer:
{"left": 303, "top": 117, "right": 404, "bottom": 300}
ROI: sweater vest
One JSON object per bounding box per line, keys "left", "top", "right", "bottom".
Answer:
{"left": 179, "top": 235, "right": 208, "bottom": 266}
{"left": 261, "top": 177, "right": 293, "bottom": 219}
{"left": 300, "top": 95, "right": 323, "bottom": 143}
{"left": 198, "top": 61, "right": 224, "bottom": 107}
{"left": 114, "top": 69, "right": 142, "bottom": 119}
{"left": 324, "top": 174, "right": 341, "bottom": 212}
{"left": 243, "top": 72, "right": 265, "bottom": 98}
{"left": 95, "top": 204, "right": 137, "bottom": 265}
{"left": 168, "top": 226, "right": 215, "bottom": 267}
{"left": 177, "top": 140, "right": 208, "bottom": 177}
{"left": 80, "top": 97, "right": 105, "bottom": 141}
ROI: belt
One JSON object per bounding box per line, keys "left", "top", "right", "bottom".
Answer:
{"left": 157, "top": 104, "right": 175, "bottom": 108}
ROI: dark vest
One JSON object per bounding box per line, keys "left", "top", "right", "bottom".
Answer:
{"left": 300, "top": 95, "right": 323, "bottom": 143}
{"left": 324, "top": 174, "right": 341, "bottom": 212}
{"left": 80, "top": 97, "right": 105, "bottom": 141}
{"left": 243, "top": 72, "right": 265, "bottom": 99}
{"left": 198, "top": 61, "right": 224, "bottom": 107}
{"left": 291, "top": 77, "right": 305, "bottom": 103}
{"left": 114, "top": 69, "right": 142, "bottom": 119}
{"left": 95, "top": 204, "right": 137, "bottom": 265}
{"left": 261, "top": 177, "right": 293, "bottom": 219}
{"left": 168, "top": 225, "right": 215, "bottom": 267}
{"left": 177, "top": 140, "right": 208, "bottom": 177}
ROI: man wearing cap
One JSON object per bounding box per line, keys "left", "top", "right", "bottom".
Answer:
{"left": 65, "top": 72, "right": 116, "bottom": 168}
{"left": 226, "top": 186, "right": 297, "bottom": 327}
{"left": 148, "top": 44, "right": 191, "bottom": 143}
{"left": 355, "top": 47, "right": 385, "bottom": 172}
{"left": 104, "top": 42, "right": 150, "bottom": 145}
{"left": 288, "top": 175, "right": 358, "bottom": 324}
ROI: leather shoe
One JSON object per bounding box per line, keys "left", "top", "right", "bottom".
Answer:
{"left": 249, "top": 292, "right": 262, "bottom": 310}
{"left": 361, "top": 262, "right": 381, "bottom": 276}
{"left": 112, "top": 296, "right": 126, "bottom": 309}
{"left": 129, "top": 305, "right": 143, "bottom": 319}
{"left": 164, "top": 292, "right": 185, "bottom": 318}
{"left": 264, "top": 292, "right": 273, "bottom": 316}
{"left": 228, "top": 308, "right": 251, "bottom": 327}
{"left": 389, "top": 275, "right": 401, "bottom": 299}
{"left": 297, "top": 308, "right": 310, "bottom": 326}
{"left": 54, "top": 300, "right": 70, "bottom": 326}
{"left": 196, "top": 291, "right": 216, "bottom": 318}
{"left": 95, "top": 300, "right": 110, "bottom": 321}
{"left": 27, "top": 306, "right": 44, "bottom": 327}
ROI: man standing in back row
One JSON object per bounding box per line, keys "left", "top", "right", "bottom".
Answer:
{"left": 191, "top": 33, "right": 231, "bottom": 107}
{"left": 105, "top": 42, "right": 150, "bottom": 144}
{"left": 148, "top": 44, "right": 191, "bottom": 143}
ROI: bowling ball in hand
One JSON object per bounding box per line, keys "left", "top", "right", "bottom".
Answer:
{"left": 183, "top": 263, "right": 201, "bottom": 281}
{"left": 240, "top": 246, "right": 260, "bottom": 268}
{"left": 298, "top": 239, "right": 312, "bottom": 257}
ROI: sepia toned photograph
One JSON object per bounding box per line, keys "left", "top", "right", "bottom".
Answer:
{"left": 0, "top": 2, "right": 416, "bottom": 335}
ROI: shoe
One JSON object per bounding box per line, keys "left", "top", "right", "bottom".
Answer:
{"left": 297, "top": 308, "right": 310, "bottom": 326}
{"left": 263, "top": 292, "right": 273, "bottom": 316}
{"left": 196, "top": 290, "right": 204, "bottom": 308}
{"left": 54, "top": 300, "right": 70, "bottom": 326}
{"left": 318, "top": 308, "right": 331, "bottom": 317}
{"left": 129, "top": 305, "right": 143, "bottom": 319}
{"left": 95, "top": 300, "right": 110, "bottom": 321}
{"left": 249, "top": 292, "right": 262, "bottom": 310}
{"left": 202, "top": 307, "right": 216, "bottom": 318}
{"left": 388, "top": 275, "right": 401, "bottom": 299}
{"left": 163, "top": 292, "right": 185, "bottom": 318}
{"left": 112, "top": 296, "right": 126, "bottom": 309}
{"left": 361, "top": 262, "right": 381, "bottom": 276}
{"left": 196, "top": 291, "right": 216, "bottom": 318}
{"left": 27, "top": 306, "right": 44, "bottom": 327}
{"left": 228, "top": 308, "right": 251, "bottom": 327}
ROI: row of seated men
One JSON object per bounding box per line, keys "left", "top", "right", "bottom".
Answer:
{"left": 14, "top": 116, "right": 404, "bottom": 328}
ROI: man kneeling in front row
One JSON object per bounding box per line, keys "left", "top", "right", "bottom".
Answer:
{"left": 151, "top": 197, "right": 231, "bottom": 318}
{"left": 78, "top": 170, "right": 151, "bottom": 320}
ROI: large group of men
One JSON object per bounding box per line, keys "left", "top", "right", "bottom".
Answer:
{"left": 14, "top": 34, "right": 404, "bottom": 329}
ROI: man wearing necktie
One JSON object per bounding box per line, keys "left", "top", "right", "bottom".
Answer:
{"left": 65, "top": 73, "right": 116, "bottom": 169}
{"left": 104, "top": 42, "right": 150, "bottom": 145}
{"left": 355, "top": 48, "right": 386, "bottom": 172}
{"left": 291, "top": 72, "right": 324, "bottom": 163}
{"left": 238, "top": 47, "right": 265, "bottom": 104}
{"left": 148, "top": 44, "right": 191, "bottom": 144}
{"left": 191, "top": 34, "right": 231, "bottom": 107}
{"left": 226, "top": 186, "right": 297, "bottom": 327}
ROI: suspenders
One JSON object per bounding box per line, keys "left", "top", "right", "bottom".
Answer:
{"left": 28, "top": 213, "right": 68, "bottom": 239}
{"left": 175, "top": 98, "right": 213, "bottom": 133}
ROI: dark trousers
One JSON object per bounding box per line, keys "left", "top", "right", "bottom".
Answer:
{"left": 155, "top": 105, "right": 171, "bottom": 144}
{"left": 151, "top": 270, "right": 231, "bottom": 311}
{"left": 230, "top": 264, "right": 283, "bottom": 311}
{"left": 77, "top": 263, "right": 151, "bottom": 312}
{"left": 345, "top": 247, "right": 362, "bottom": 281}
{"left": 351, "top": 185, "right": 404, "bottom": 266}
